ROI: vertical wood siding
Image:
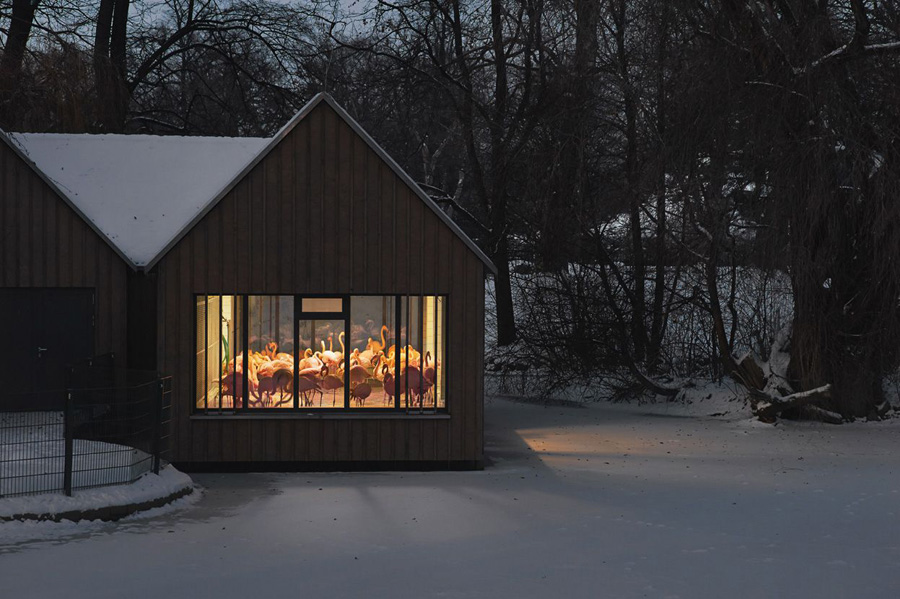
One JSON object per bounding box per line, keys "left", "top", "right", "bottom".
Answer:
{"left": 156, "top": 102, "right": 485, "bottom": 466}
{"left": 0, "top": 141, "right": 128, "bottom": 361}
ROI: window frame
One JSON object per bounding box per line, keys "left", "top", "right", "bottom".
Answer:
{"left": 193, "top": 293, "right": 447, "bottom": 416}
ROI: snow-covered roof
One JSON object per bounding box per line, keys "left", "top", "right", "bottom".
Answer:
{"left": 7, "top": 133, "right": 268, "bottom": 267}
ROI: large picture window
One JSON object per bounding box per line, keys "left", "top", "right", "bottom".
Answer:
{"left": 195, "top": 295, "right": 446, "bottom": 413}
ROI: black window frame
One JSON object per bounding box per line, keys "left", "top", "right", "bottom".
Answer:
{"left": 193, "top": 293, "right": 447, "bottom": 415}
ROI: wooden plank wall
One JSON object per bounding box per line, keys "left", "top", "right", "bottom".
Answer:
{"left": 0, "top": 140, "right": 128, "bottom": 361}
{"left": 156, "top": 102, "right": 485, "bottom": 466}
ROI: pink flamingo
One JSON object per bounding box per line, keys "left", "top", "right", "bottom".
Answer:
{"left": 296, "top": 374, "right": 322, "bottom": 407}
{"left": 270, "top": 368, "right": 293, "bottom": 407}
{"left": 220, "top": 371, "right": 245, "bottom": 409}
{"left": 348, "top": 363, "right": 369, "bottom": 387}
{"left": 422, "top": 351, "right": 437, "bottom": 407}
{"left": 423, "top": 351, "right": 435, "bottom": 385}
{"left": 350, "top": 382, "right": 372, "bottom": 406}
{"left": 403, "top": 366, "right": 432, "bottom": 408}
{"left": 256, "top": 377, "right": 278, "bottom": 407}
{"left": 381, "top": 364, "right": 396, "bottom": 406}
{"left": 320, "top": 366, "right": 344, "bottom": 407}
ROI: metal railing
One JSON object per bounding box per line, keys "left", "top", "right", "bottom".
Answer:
{"left": 0, "top": 355, "right": 172, "bottom": 498}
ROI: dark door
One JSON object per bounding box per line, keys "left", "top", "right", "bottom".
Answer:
{"left": 0, "top": 290, "right": 36, "bottom": 400}
{"left": 0, "top": 289, "right": 94, "bottom": 410}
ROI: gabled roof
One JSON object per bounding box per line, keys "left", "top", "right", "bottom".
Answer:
{"left": 0, "top": 93, "right": 496, "bottom": 274}
{"left": 5, "top": 132, "right": 267, "bottom": 268}
{"left": 144, "top": 93, "right": 497, "bottom": 273}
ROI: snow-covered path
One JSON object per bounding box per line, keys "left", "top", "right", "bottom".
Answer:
{"left": 2, "top": 397, "right": 899, "bottom": 599}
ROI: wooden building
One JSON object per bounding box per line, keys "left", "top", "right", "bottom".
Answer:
{"left": 0, "top": 93, "right": 494, "bottom": 469}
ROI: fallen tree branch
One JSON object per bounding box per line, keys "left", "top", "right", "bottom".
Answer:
{"left": 625, "top": 361, "right": 680, "bottom": 397}
{"left": 801, "top": 405, "right": 844, "bottom": 425}
{"left": 751, "top": 384, "right": 832, "bottom": 422}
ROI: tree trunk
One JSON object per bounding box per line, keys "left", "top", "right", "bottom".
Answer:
{"left": 647, "top": 4, "right": 672, "bottom": 371}
{"left": 94, "top": 0, "right": 131, "bottom": 131}
{"left": 0, "top": 0, "right": 39, "bottom": 128}
{"left": 612, "top": 1, "right": 647, "bottom": 362}
{"left": 487, "top": 0, "right": 516, "bottom": 346}
{"left": 493, "top": 240, "right": 517, "bottom": 347}
{"left": 539, "top": 0, "right": 596, "bottom": 271}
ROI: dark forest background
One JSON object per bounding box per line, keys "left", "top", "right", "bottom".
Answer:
{"left": 3, "top": 0, "right": 900, "bottom": 421}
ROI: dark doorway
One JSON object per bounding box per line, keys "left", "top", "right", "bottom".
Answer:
{"left": 0, "top": 289, "right": 94, "bottom": 410}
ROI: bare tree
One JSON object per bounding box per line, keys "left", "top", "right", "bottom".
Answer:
{"left": 320, "top": 0, "right": 564, "bottom": 347}
{"left": 0, "top": 0, "right": 41, "bottom": 126}
{"left": 671, "top": 0, "right": 900, "bottom": 418}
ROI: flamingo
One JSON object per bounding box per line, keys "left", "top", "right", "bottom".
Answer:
{"left": 319, "top": 338, "right": 342, "bottom": 370}
{"left": 384, "top": 345, "right": 421, "bottom": 371}
{"left": 270, "top": 368, "right": 293, "bottom": 407}
{"left": 403, "top": 365, "right": 432, "bottom": 408}
{"left": 255, "top": 375, "right": 275, "bottom": 406}
{"left": 366, "top": 325, "right": 389, "bottom": 354}
{"left": 423, "top": 351, "right": 436, "bottom": 385}
{"left": 296, "top": 374, "right": 322, "bottom": 407}
{"left": 220, "top": 370, "right": 245, "bottom": 409}
{"left": 351, "top": 347, "right": 375, "bottom": 370}
{"left": 350, "top": 382, "right": 372, "bottom": 406}
{"left": 381, "top": 363, "right": 399, "bottom": 406}
{"left": 297, "top": 351, "right": 323, "bottom": 375}
{"left": 320, "top": 366, "right": 344, "bottom": 407}
{"left": 422, "top": 351, "right": 438, "bottom": 406}
{"left": 358, "top": 346, "right": 379, "bottom": 368}
{"left": 348, "top": 363, "right": 369, "bottom": 387}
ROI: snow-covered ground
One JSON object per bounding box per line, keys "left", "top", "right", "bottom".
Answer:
{"left": 0, "top": 465, "right": 194, "bottom": 521}
{"left": 2, "top": 395, "right": 899, "bottom": 599}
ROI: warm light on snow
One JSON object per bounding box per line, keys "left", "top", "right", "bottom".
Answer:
{"left": 2, "top": 396, "right": 898, "bottom": 598}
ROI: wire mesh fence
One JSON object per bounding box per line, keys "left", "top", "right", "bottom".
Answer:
{"left": 0, "top": 355, "right": 172, "bottom": 498}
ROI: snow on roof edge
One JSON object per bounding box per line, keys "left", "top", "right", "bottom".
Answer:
{"left": 9, "top": 132, "right": 269, "bottom": 268}
{"left": 0, "top": 128, "right": 139, "bottom": 269}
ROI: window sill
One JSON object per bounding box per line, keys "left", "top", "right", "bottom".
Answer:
{"left": 190, "top": 412, "right": 451, "bottom": 421}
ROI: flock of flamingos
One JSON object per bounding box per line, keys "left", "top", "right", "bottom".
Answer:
{"left": 213, "top": 324, "right": 440, "bottom": 409}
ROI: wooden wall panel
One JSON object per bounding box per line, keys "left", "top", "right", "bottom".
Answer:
{"left": 351, "top": 131, "right": 367, "bottom": 292}
{"left": 322, "top": 106, "right": 338, "bottom": 292}
{"left": 30, "top": 174, "right": 43, "bottom": 286}
{"left": 177, "top": 235, "right": 194, "bottom": 458}
{"left": 378, "top": 419, "right": 392, "bottom": 461}
{"left": 337, "top": 420, "right": 351, "bottom": 461}
{"left": 281, "top": 137, "right": 294, "bottom": 289}
{"left": 365, "top": 143, "right": 380, "bottom": 293}
{"left": 264, "top": 143, "right": 280, "bottom": 294}
{"left": 44, "top": 189, "right": 58, "bottom": 283}
{"left": 381, "top": 165, "right": 395, "bottom": 292}
{"left": 207, "top": 201, "right": 222, "bottom": 291}
{"left": 464, "top": 251, "right": 480, "bottom": 461}
{"left": 309, "top": 112, "right": 324, "bottom": 291}
{"left": 155, "top": 102, "right": 486, "bottom": 466}
{"left": 1, "top": 153, "right": 14, "bottom": 286}
{"left": 296, "top": 120, "right": 311, "bottom": 291}
{"left": 396, "top": 186, "right": 409, "bottom": 292}
{"left": 336, "top": 115, "right": 352, "bottom": 292}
